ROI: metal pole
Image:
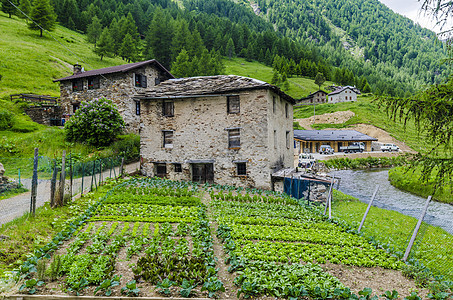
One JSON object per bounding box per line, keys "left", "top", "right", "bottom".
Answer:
{"left": 403, "top": 196, "right": 432, "bottom": 261}
{"left": 358, "top": 185, "right": 379, "bottom": 233}
{"left": 120, "top": 157, "right": 124, "bottom": 178}
{"left": 18, "top": 168, "right": 21, "bottom": 186}
{"left": 324, "top": 177, "right": 334, "bottom": 215}
{"left": 59, "top": 151, "right": 66, "bottom": 206}
{"left": 30, "top": 148, "right": 39, "bottom": 216}
{"left": 99, "top": 159, "right": 102, "bottom": 186}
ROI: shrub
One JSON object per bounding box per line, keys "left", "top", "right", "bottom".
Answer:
{"left": 64, "top": 98, "right": 125, "bottom": 147}
{"left": 0, "top": 109, "right": 13, "bottom": 130}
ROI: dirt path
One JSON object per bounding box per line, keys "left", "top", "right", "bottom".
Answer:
{"left": 0, "top": 162, "right": 139, "bottom": 226}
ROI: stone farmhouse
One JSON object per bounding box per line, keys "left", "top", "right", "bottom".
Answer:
{"left": 327, "top": 86, "right": 359, "bottom": 103}
{"left": 53, "top": 60, "right": 174, "bottom": 133}
{"left": 297, "top": 90, "right": 328, "bottom": 105}
{"left": 134, "top": 75, "right": 296, "bottom": 190}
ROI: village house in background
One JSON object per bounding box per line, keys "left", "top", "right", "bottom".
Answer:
{"left": 297, "top": 90, "right": 328, "bottom": 104}
{"left": 327, "top": 86, "right": 360, "bottom": 103}
{"left": 294, "top": 130, "right": 377, "bottom": 153}
{"left": 53, "top": 60, "right": 174, "bottom": 133}
{"left": 135, "top": 75, "right": 295, "bottom": 190}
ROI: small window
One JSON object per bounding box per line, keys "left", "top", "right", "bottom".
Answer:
{"left": 286, "top": 131, "right": 290, "bottom": 149}
{"left": 87, "top": 77, "right": 100, "bottom": 89}
{"left": 163, "top": 130, "right": 173, "bottom": 148}
{"left": 135, "top": 73, "right": 147, "bottom": 88}
{"left": 72, "top": 80, "right": 83, "bottom": 92}
{"left": 236, "top": 162, "right": 247, "bottom": 176}
{"left": 156, "top": 163, "right": 167, "bottom": 178}
{"left": 273, "top": 96, "right": 276, "bottom": 113}
{"left": 135, "top": 100, "right": 140, "bottom": 115}
{"left": 228, "top": 128, "right": 240, "bottom": 148}
{"left": 227, "top": 95, "right": 240, "bottom": 114}
{"left": 174, "top": 163, "right": 182, "bottom": 173}
{"left": 285, "top": 103, "right": 289, "bottom": 118}
{"left": 163, "top": 101, "right": 174, "bottom": 117}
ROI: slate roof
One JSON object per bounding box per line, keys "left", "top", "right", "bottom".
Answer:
{"left": 134, "top": 75, "right": 296, "bottom": 104}
{"left": 299, "top": 90, "right": 328, "bottom": 101}
{"left": 294, "top": 130, "right": 377, "bottom": 141}
{"left": 328, "top": 86, "right": 360, "bottom": 96}
{"left": 53, "top": 60, "right": 174, "bottom": 82}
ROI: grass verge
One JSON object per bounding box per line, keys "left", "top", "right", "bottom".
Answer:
{"left": 0, "top": 187, "right": 28, "bottom": 201}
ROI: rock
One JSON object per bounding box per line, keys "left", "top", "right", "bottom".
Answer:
{"left": 0, "top": 163, "right": 4, "bottom": 176}
{"left": 0, "top": 235, "right": 10, "bottom": 241}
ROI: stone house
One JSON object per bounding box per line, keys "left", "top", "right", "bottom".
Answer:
{"left": 135, "top": 75, "right": 296, "bottom": 190}
{"left": 297, "top": 90, "right": 328, "bottom": 105}
{"left": 327, "top": 86, "right": 359, "bottom": 103}
{"left": 53, "top": 60, "right": 174, "bottom": 133}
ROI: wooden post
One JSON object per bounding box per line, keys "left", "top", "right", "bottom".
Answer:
{"left": 109, "top": 158, "right": 112, "bottom": 179}
{"left": 94, "top": 160, "right": 98, "bottom": 190}
{"left": 403, "top": 196, "right": 432, "bottom": 261}
{"left": 30, "top": 148, "right": 39, "bottom": 216}
{"left": 81, "top": 162, "right": 84, "bottom": 195}
{"left": 324, "top": 177, "right": 334, "bottom": 215}
{"left": 90, "top": 161, "right": 95, "bottom": 192}
{"left": 289, "top": 175, "right": 293, "bottom": 198}
{"left": 50, "top": 160, "right": 57, "bottom": 207}
{"left": 120, "top": 157, "right": 124, "bottom": 178}
{"left": 99, "top": 160, "right": 102, "bottom": 185}
{"left": 297, "top": 176, "right": 301, "bottom": 200}
{"left": 69, "top": 153, "right": 73, "bottom": 200}
{"left": 113, "top": 158, "right": 117, "bottom": 178}
{"left": 358, "top": 185, "right": 379, "bottom": 233}
{"left": 58, "top": 151, "right": 66, "bottom": 206}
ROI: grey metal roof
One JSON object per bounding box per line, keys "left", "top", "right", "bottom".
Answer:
{"left": 294, "top": 130, "right": 378, "bottom": 141}
{"left": 134, "top": 75, "right": 296, "bottom": 104}
{"left": 53, "top": 60, "right": 174, "bottom": 82}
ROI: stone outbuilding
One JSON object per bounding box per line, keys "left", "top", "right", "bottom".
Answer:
{"left": 297, "top": 90, "right": 328, "bottom": 105}
{"left": 53, "top": 60, "right": 174, "bottom": 133}
{"left": 328, "top": 86, "right": 359, "bottom": 103}
{"left": 294, "top": 130, "right": 378, "bottom": 153}
{"left": 135, "top": 75, "right": 296, "bottom": 190}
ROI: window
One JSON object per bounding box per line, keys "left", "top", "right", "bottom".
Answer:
{"left": 72, "top": 80, "right": 83, "bottom": 92}
{"left": 273, "top": 96, "right": 276, "bottom": 113}
{"left": 274, "top": 130, "right": 277, "bottom": 149}
{"left": 156, "top": 164, "right": 167, "bottom": 178}
{"left": 236, "top": 162, "right": 247, "bottom": 176}
{"left": 227, "top": 128, "right": 240, "bottom": 148}
{"left": 87, "top": 77, "right": 100, "bottom": 89}
{"left": 286, "top": 131, "right": 290, "bottom": 149}
{"left": 163, "top": 101, "right": 174, "bottom": 117}
{"left": 285, "top": 103, "right": 289, "bottom": 118}
{"left": 174, "top": 163, "right": 182, "bottom": 173}
{"left": 135, "top": 101, "right": 140, "bottom": 115}
{"left": 135, "top": 73, "right": 147, "bottom": 88}
{"left": 163, "top": 130, "right": 173, "bottom": 148}
{"left": 227, "top": 95, "right": 240, "bottom": 114}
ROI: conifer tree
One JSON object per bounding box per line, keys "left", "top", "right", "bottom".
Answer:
{"left": 144, "top": 7, "right": 174, "bottom": 68}
{"left": 18, "top": 0, "right": 31, "bottom": 19}
{"left": 87, "top": 16, "right": 102, "bottom": 47}
{"left": 119, "top": 33, "right": 138, "bottom": 63}
{"left": 95, "top": 27, "right": 113, "bottom": 60}
{"left": 225, "top": 38, "right": 235, "bottom": 60}
{"left": 171, "top": 49, "right": 191, "bottom": 78}
{"left": 28, "top": 0, "right": 56, "bottom": 37}
{"left": 1, "top": 0, "right": 17, "bottom": 18}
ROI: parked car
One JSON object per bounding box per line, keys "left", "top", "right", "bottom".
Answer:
{"left": 381, "top": 143, "right": 399, "bottom": 152}
{"left": 339, "top": 142, "right": 365, "bottom": 153}
{"left": 319, "top": 145, "right": 334, "bottom": 155}
{"left": 298, "top": 153, "right": 316, "bottom": 168}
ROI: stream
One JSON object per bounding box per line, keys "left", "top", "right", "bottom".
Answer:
{"left": 330, "top": 169, "right": 453, "bottom": 235}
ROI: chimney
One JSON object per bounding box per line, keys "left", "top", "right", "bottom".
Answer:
{"left": 73, "top": 63, "right": 82, "bottom": 75}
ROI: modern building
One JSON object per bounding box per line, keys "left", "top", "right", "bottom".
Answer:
{"left": 328, "top": 86, "right": 359, "bottom": 103}
{"left": 135, "top": 75, "right": 295, "bottom": 189}
{"left": 294, "top": 130, "right": 378, "bottom": 153}
{"left": 53, "top": 60, "right": 174, "bottom": 133}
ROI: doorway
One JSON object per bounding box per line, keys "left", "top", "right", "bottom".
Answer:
{"left": 191, "top": 163, "right": 214, "bottom": 184}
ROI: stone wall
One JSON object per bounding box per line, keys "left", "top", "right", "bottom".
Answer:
{"left": 59, "top": 65, "right": 166, "bottom": 133}
{"left": 24, "top": 105, "right": 63, "bottom": 126}
{"left": 140, "top": 89, "right": 294, "bottom": 190}
{"left": 328, "top": 89, "right": 357, "bottom": 103}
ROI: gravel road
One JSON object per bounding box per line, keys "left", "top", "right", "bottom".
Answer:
{"left": 0, "top": 162, "right": 139, "bottom": 227}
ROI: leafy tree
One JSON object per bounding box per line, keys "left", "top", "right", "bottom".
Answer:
{"left": 1, "top": 0, "right": 16, "bottom": 18}
{"left": 87, "top": 16, "right": 102, "bottom": 47}
{"left": 28, "top": 0, "right": 56, "bottom": 37}
{"left": 18, "top": 0, "right": 31, "bottom": 19}
{"left": 94, "top": 27, "right": 113, "bottom": 60}
{"left": 64, "top": 97, "right": 125, "bottom": 147}
{"left": 314, "top": 72, "right": 326, "bottom": 89}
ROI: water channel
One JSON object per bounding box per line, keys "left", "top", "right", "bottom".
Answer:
{"left": 330, "top": 168, "right": 453, "bottom": 235}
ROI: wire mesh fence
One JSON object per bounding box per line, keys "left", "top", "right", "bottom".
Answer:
{"left": 0, "top": 155, "right": 132, "bottom": 226}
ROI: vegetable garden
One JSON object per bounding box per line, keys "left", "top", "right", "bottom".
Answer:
{"left": 3, "top": 177, "right": 452, "bottom": 299}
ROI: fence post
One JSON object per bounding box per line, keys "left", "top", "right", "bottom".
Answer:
{"left": 403, "top": 196, "right": 432, "bottom": 261}
{"left": 50, "top": 160, "right": 57, "bottom": 207}
{"left": 58, "top": 151, "right": 66, "bottom": 206}
{"left": 120, "top": 157, "right": 124, "bottom": 178}
{"left": 81, "top": 162, "right": 84, "bottom": 195}
{"left": 324, "top": 177, "right": 334, "bottom": 215}
{"left": 358, "top": 185, "right": 379, "bottom": 233}
{"left": 109, "top": 158, "right": 112, "bottom": 179}
{"left": 30, "top": 148, "right": 39, "bottom": 216}
{"left": 69, "top": 153, "right": 73, "bottom": 199}
{"left": 90, "top": 161, "right": 95, "bottom": 192}
{"left": 113, "top": 158, "right": 117, "bottom": 178}
{"left": 18, "top": 168, "right": 21, "bottom": 186}
{"left": 94, "top": 160, "right": 98, "bottom": 190}
{"left": 99, "top": 160, "right": 102, "bottom": 185}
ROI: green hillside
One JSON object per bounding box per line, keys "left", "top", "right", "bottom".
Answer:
{"left": 0, "top": 12, "right": 125, "bottom": 99}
